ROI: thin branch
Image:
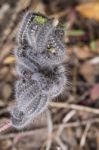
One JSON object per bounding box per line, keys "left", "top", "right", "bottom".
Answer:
{"left": 0, "top": 117, "right": 99, "bottom": 140}
{"left": 0, "top": 120, "right": 12, "bottom": 133}
{"left": 49, "top": 102, "right": 99, "bottom": 115}
{"left": 56, "top": 137, "right": 68, "bottom": 150}
{"left": 45, "top": 111, "right": 53, "bottom": 150}
{"left": 56, "top": 110, "right": 76, "bottom": 137}
{"left": 80, "top": 123, "right": 91, "bottom": 147}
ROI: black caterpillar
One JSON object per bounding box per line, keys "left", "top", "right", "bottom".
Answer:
{"left": 11, "top": 11, "right": 67, "bottom": 129}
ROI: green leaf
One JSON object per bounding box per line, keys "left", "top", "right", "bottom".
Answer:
{"left": 90, "top": 40, "right": 96, "bottom": 51}
{"left": 67, "top": 30, "right": 85, "bottom": 36}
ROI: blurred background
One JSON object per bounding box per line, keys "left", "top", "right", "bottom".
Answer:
{"left": 0, "top": 0, "right": 99, "bottom": 149}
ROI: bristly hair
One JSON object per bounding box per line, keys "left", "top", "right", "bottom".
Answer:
{"left": 11, "top": 11, "right": 67, "bottom": 129}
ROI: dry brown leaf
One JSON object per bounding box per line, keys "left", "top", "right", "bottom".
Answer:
{"left": 79, "top": 61, "right": 98, "bottom": 84}
{"left": 75, "top": 46, "right": 94, "bottom": 60}
{"left": 0, "top": 67, "right": 9, "bottom": 80}
{"left": 80, "top": 62, "right": 94, "bottom": 83}
{"left": 76, "top": 2, "right": 99, "bottom": 21}
{"left": 90, "top": 84, "right": 99, "bottom": 100}
{"left": 1, "top": 140, "right": 12, "bottom": 149}
{"left": 2, "top": 84, "right": 12, "bottom": 100}
{"left": 3, "top": 56, "right": 15, "bottom": 64}
{"left": 0, "top": 43, "right": 14, "bottom": 62}
{"left": 0, "top": 100, "right": 5, "bottom": 107}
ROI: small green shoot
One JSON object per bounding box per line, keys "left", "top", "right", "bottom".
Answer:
{"left": 34, "top": 16, "right": 47, "bottom": 25}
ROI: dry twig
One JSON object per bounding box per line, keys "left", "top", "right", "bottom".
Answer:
{"left": 0, "top": 120, "right": 12, "bottom": 133}
{"left": 49, "top": 102, "right": 99, "bottom": 115}
{"left": 0, "top": 117, "right": 99, "bottom": 140}
{"left": 80, "top": 123, "right": 91, "bottom": 147}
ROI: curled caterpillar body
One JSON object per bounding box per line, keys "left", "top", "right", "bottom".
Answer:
{"left": 11, "top": 92, "right": 48, "bottom": 129}
{"left": 28, "top": 29, "right": 66, "bottom": 67}
{"left": 17, "top": 11, "right": 48, "bottom": 47}
{"left": 11, "top": 11, "right": 67, "bottom": 129}
{"left": 31, "top": 65, "right": 66, "bottom": 99}
{"left": 36, "top": 20, "right": 54, "bottom": 52}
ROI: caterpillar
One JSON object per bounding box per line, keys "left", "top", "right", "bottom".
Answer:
{"left": 11, "top": 11, "right": 67, "bottom": 129}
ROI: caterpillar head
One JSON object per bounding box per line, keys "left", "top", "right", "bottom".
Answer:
{"left": 17, "top": 12, "right": 49, "bottom": 46}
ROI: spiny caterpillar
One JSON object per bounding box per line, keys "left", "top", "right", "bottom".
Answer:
{"left": 11, "top": 11, "right": 67, "bottom": 129}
